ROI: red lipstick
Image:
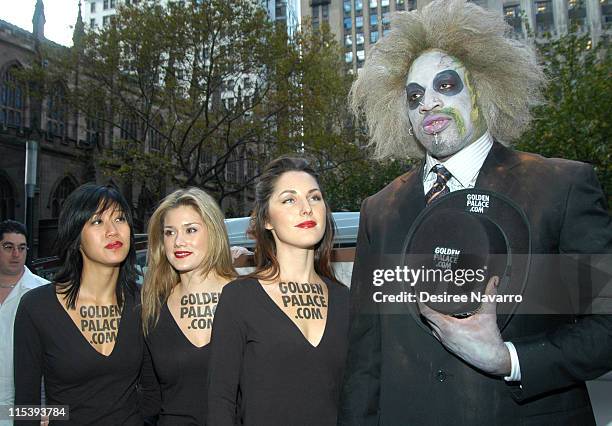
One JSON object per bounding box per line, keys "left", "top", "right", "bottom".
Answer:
{"left": 295, "top": 220, "right": 317, "bottom": 229}
{"left": 105, "top": 241, "right": 123, "bottom": 249}
{"left": 174, "top": 251, "right": 193, "bottom": 258}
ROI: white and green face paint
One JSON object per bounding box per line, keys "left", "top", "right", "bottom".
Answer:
{"left": 405, "top": 50, "right": 486, "bottom": 159}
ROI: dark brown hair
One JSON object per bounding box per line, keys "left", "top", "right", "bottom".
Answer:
{"left": 248, "top": 156, "right": 337, "bottom": 282}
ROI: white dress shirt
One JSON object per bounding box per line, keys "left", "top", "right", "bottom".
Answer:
{"left": 0, "top": 267, "right": 48, "bottom": 425}
{"left": 421, "top": 132, "right": 522, "bottom": 382}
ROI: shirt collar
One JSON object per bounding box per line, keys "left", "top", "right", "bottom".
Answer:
{"left": 424, "top": 131, "right": 493, "bottom": 187}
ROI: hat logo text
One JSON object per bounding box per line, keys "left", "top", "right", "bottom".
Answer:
{"left": 466, "top": 194, "right": 490, "bottom": 213}
{"left": 433, "top": 246, "right": 460, "bottom": 269}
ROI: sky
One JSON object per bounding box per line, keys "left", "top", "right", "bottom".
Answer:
{"left": 0, "top": 0, "right": 78, "bottom": 47}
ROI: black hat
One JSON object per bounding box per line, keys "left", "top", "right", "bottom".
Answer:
{"left": 401, "top": 188, "right": 531, "bottom": 330}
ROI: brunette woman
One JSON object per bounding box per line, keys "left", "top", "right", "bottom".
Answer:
{"left": 14, "top": 184, "right": 142, "bottom": 425}
{"left": 207, "top": 156, "right": 349, "bottom": 426}
{"left": 140, "top": 188, "right": 236, "bottom": 425}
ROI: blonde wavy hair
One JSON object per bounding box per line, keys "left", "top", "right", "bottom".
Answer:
{"left": 142, "top": 187, "right": 236, "bottom": 335}
{"left": 351, "top": 0, "right": 547, "bottom": 159}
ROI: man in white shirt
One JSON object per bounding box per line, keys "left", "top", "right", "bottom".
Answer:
{"left": 338, "top": 0, "right": 612, "bottom": 425}
{"left": 0, "top": 220, "right": 48, "bottom": 425}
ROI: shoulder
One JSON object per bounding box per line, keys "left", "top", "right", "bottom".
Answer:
{"left": 219, "top": 277, "right": 258, "bottom": 301}
{"left": 324, "top": 278, "right": 349, "bottom": 306}
{"left": 21, "top": 267, "right": 49, "bottom": 290}
{"left": 18, "top": 283, "right": 54, "bottom": 311}
{"left": 505, "top": 147, "right": 595, "bottom": 188}
{"left": 362, "top": 166, "right": 421, "bottom": 212}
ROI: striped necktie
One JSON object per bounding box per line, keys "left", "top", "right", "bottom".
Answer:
{"left": 425, "top": 164, "right": 452, "bottom": 205}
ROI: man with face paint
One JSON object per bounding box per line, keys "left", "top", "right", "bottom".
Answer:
{"left": 338, "top": 0, "right": 612, "bottom": 425}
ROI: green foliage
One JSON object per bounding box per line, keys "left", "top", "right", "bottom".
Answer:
{"left": 321, "top": 157, "right": 413, "bottom": 211}
{"left": 516, "top": 32, "right": 611, "bottom": 207}
{"left": 26, "top": 0, "right": 366, "bottom": 219}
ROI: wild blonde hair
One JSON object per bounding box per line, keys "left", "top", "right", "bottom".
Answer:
{"left": 142, "top": 187, "right": 236, "bottom": 335}
{"left": 351, "top": 0, "right": 547, "bottom": 159}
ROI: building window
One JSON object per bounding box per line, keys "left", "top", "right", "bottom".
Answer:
{"left": 569, "top": 0, "right": 587, "bottom": 30}
{"left": 370, "top": 14, "right": 378, "bottom": 26}
{"left": 226, "top": 152, "right": 238, "bottom": 183}
{"left": 90, "top": 1, "right": 96, "bottom": 13}
{"left": 344, "top": 17, "right": 352, "bottom": 30}
{"left": 86, "top": 109, "right": 103, "bottom": 146}
{"left": 322, "top": 4, "right": 329, "bottom": 21}
{"left": 603, "top": 0, "right": 612, "bottom": 28}
{"left": 357, "top": 50, "right": 365, "bottom": 62}
{"left": 149, "top": 123, "right": 162, "bottom": 152}
{"left": 103, "top": 0, "right": 109, "bottom": 9}
{"left": 90, "top": 18, "right": 96, "bottom": 28}
{"left": 356, "top": 16, "right": 363, "bottom": 28}
{"left": 345, "top": 51, "right": 354, "bottom": 63}
{"left": 344, "top": 0, "right": 352, "bottom": 14}
{"left": 356, "top": 32, "right": 365, "bottom": 44}
{"left": 370, "top": 30, "right": 379, "bottom": 42}
{"left": 0, "top": 175, "right": 15, "bottom": 220}
{"left": 355, "top": 0, "right": 363, "bottom": 11}
{"left": 382, "top": 11, "right": 391, "bottom": 25}
{"left": 0, "top": 66, "right": 25, "bottom": 128}
{"left": 47, "top": 85, "right": 66, "bottom": 138}
{"left": 381, "top": 0, "right": 389, "bottom": 5}
{"left": 120, "top": 117, "right": 138, "bottom": 140}
{"left": 51, "top": 177, "right": 76, "bottom": 218}
{"left": 504, "top": 4, "right": 522, "bottom": 34}
{"left": 103, "top": 15, "right": 110, "bottom": 26}
{"left": 247, "top": 158, "right": 256, "bottom": 179}
{"left": 110, "top": 0, "right": 116, "bottom": 7}
{"left": 535, "top": 0, "right": 553, "bottom": 34}
{"left": 345, "top": 34, "right": 353, "bottom": 46}
{"left": 370, "top": 0, "right": 378, "bottom": 8}
{"left": 383, "top": 28, "right": 390, "bottom": 36}
{"left": 397, "top": 0, "right": 405, "bottom": 7}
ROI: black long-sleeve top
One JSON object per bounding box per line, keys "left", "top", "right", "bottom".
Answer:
{"left": 142, "top": 302, "right": 211, "bottom": 425}
{"left": 206, "top": 277, "right": 349, "bottom": 426}
{"left": 13, "top": 284, "right": 143, "bottom": 426}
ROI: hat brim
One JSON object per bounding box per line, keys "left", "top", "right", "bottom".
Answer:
{"left": 401, "top": 188, "right": 531, "bottom": 332}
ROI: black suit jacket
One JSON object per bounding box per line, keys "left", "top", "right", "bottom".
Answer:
{"left": 338, "top": 142, "right": 612, "bottom": 426}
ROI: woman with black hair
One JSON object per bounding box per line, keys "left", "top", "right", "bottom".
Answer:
{"left": 207, "top": 156, "right": 349, "bottom": 426}
{"left": 13, "top": 184, "right": 143, "bottom": 425}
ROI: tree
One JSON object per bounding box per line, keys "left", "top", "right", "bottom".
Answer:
{"left": 516, "top": 31, "right": 611, "bottom": 207}
{"left": 30, "top": 0, "right": 359, "bottom": 222}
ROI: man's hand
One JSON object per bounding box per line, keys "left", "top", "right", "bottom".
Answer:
{"left": 418, "top": 276, "right": 511, "bottom": 376}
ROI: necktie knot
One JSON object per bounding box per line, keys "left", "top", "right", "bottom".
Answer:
{"left": 425, "top": 164, "right": 452, "bottom": 204}
{"left": 432, "top": 164, "right": 452, "bottom": 183}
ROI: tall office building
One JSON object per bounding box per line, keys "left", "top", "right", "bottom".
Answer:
{"left": 262, "top": 0, "right": 302, "bottom": 36}
{"left": 302, "top": 0, "right": 611, "bottom": 73}
{"left": 83, "top": 0, "right": 302, "bottom": 34}
{"left": 82, "top": 0, "right": 148, "bottom": 28}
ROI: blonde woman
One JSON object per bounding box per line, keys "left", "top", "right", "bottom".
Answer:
{"left": 140, "top": 188, "right": 236, "bottom": 425}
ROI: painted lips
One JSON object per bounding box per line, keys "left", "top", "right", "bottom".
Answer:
{"left": 105, "top": 241, "right": 123, "bottom": 249}
{"left": 423, "top": 114, "right": 452, "bottom": 135}
{"left": 174, "top": 251, "right": 193, "bottom": 258}
{"left": 295, "top": 220, "right": 317, "bottom": 229}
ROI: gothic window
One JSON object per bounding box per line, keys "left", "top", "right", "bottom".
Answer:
{"left": 0, "top": 174, "right": 15, "bottom": 220}
{"left": 47, "top": 84, "right": 66, "bottom": 138}
{"left": 51, "top": 177, "right": 77, "bottom": 218}
{"left": 1, "top": 66, "right": 25, "bottom": 128}
{"left": 148, "top": 118, "right": 163, "bottom": 152}
{"left": 86, "top": 108, "right": 103, "bottom": 146}
{"left": 226, "top": 152, "right": 238, "bottom": 183}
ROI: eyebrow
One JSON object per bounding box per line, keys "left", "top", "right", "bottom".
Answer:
{"left": 163, "top": 222, "right": 202, "bottom": 229}
{"left": 278, "top": 188, "right": 321, "bottom": 196}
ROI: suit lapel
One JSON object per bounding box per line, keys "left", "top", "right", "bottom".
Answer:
{"left": 475, "top": 141, "right": 522, "bottom": 191}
